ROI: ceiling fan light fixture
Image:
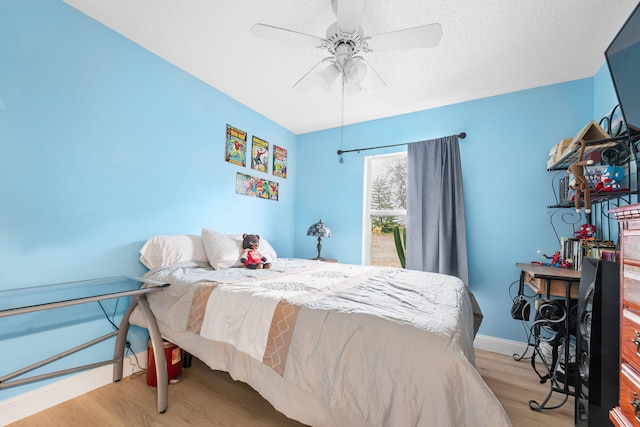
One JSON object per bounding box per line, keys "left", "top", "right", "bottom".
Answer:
{"left": 343, "top": 81, "right": 362, "bottom": 96}
{"left": 317, "top": 63, "right": 341, "bottom": 90}
{"left": 343, "top": 57, "right": 367, "bottom": 85}
{"left": 252, "top": 0, "right": 442, "bottom": 96}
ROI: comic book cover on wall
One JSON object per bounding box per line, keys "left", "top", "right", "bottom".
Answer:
{"left": 251, "top": 136, "right": 269, "bottom": 173}
{"left": 225, "top": 124, "right": 247, "bottom": 167}
{"left": 272, "top": 145, "right": 287, "bottom": 179}
{"left": 236, "top": 172, "right": 279, "bottom": 201}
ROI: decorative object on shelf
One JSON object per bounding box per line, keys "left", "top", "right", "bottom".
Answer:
{"left": 225, "top": 124, "right": 247, "bottom": 167}
{"left": 547, "top": 121, "right": 611, "bottom": 170}
{"left": 595, "top": 165, "right": 624, "bottom": 191}
{"left": 574, "top": 223, "right": 597, "bottom": 240}
{"left": 568, "top": 140, "right": 594, "bottom": 213}
{"left": 548, "top": 138, "right": 573, "bottom": 169}
{"left": 307, "top": 219, "right": 332, "bottom": 260}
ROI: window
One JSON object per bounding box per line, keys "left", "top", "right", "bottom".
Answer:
{"left": 362, "top": 152, "right": 407, "bottom": 267}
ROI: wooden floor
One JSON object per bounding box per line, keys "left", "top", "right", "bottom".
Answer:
{"left": 9, "top": 348, "right": 574, "bottom": 427}
{"left": 475, "top": 348, "right": 574, "bottom": 427}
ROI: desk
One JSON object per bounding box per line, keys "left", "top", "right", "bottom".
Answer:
{"left": 516, "top": 263, "right": 580, "bottom": 298}
{"left": 515, "top": 263, "right": 581, "bottom": 411}
{"left": 0, "top": 276, "right": 170, "bottom": 414}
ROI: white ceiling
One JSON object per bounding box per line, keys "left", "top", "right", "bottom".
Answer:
{"left": 63, "top": 0, "right": 639, "bottom": 135}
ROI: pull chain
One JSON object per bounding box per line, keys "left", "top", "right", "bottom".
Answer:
{"left": 339, "top": 74, "right": 345, "bottom": 164}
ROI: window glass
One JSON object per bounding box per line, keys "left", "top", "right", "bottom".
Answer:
{"left": 363, "top": 152, "right": 407, "bottom": 267}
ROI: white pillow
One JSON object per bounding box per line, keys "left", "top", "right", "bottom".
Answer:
{"left": 202, "top": 229, "right": 244, "bottom": 269}
{"left": 139, "top": 234, "right": 208, "bottom": 269}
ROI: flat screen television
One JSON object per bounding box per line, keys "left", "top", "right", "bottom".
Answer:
{"left": 605, "top": 3, "right": 640, "bottom": 135}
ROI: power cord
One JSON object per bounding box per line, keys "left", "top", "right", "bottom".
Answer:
{"left": 97, "top": 299, "right": 146, "bottom": 379}
{"left": 126, "top": 341, "right": 146, "bottom": 379}
{"left": 508, "top": 279, "right": 537, "bottom": 361}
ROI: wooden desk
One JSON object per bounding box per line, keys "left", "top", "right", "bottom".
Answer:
{"left": 516, "top": 263, "right": 580, "bottom": 299}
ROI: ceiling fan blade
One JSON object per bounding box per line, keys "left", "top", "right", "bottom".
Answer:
{"left": 293, "top": 58, "right": 339, "bottom": 91}
{"left": 334, "top": 0, "right": 365, "bottom": 33}
{"left": 251, "top": 23, "right": 326, "bottom": 48}
{"left": 366, "top": 23, "right": 443, "bottom": 52}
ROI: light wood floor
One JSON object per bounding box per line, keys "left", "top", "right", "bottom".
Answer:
{"left": 9, "top": 348, "right": 574, "bottom": 427}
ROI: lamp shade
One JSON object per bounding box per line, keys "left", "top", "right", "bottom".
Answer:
{"left": 307, "top": 220, "right": 332, "bottom": 238}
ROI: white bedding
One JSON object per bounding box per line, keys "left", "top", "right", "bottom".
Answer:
{"left": 132, "top": 259, "right": 511, "bottom": 426}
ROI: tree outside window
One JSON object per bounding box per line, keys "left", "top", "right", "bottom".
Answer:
{"left": 364, "top": 153, "right": 407, "bottom": 267}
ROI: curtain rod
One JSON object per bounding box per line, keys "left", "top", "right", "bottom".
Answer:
{"left": 336, "top": 132, "right": 467, "bottom": 156}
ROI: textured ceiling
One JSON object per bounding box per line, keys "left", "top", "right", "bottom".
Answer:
{"left": 63, "top": 0, "right": 639, "bottom": 135}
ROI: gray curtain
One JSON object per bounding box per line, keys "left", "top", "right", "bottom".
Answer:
{"left": 405, "top": 136, "right": 482, "bottom": 335}
{"left": 406, "top": 135, "right": 468, "bottom": 282}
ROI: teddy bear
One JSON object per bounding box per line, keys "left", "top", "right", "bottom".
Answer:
{"left": 239, "top": 233, "right": 271, "bottom": 269}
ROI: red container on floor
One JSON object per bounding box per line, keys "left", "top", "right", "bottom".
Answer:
{"left": 146, "top": 339, "right": 182, "bottom": 387}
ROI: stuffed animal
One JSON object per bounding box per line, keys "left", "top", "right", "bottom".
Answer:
{"left": 568, "top": 139, "right": 594, "bottom": 213}
{"left": 575, "top": 223, "right": 597, "bottom": 239}
{"left": 595, "top": 165, "right": 624, "bottom": 191}
{"left": 239, "top": 233, "right": 271, "bottom": 269}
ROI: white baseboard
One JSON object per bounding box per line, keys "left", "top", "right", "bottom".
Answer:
{"left": 474, "top": 333, "right": 529, "bottom": 357}
{"left": 0, "top": 351, "right": 147, "bottom": 427}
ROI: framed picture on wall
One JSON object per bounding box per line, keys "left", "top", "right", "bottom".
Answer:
{"left": 225, "top": 124, "right": 247, "bottom": 167}
{"left": 251, "top": 136, "right": 269, "bottom": 173}
{"left": 272, "top": 145, "right": 287, "bottom": 179}
{"left": 235, "top": 172, "right": 278, "bottom": 201}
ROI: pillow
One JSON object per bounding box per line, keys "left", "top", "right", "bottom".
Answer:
{"left": 139, "top": 234, "right": 208, "bottom": 269}
{"left": 202, "top": 229, "right": 244, "bottom": 269}
{"left": 202, "top": 229, "right": 279, "bottom": 269}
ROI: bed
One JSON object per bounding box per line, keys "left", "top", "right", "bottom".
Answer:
{"left": 130, "top": 231, "right": 511, "bottom": 426}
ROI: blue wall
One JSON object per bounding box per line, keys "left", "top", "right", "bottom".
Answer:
{"left": 295, "top": 78, "right": 615, "bottom": 341}
{"left": 0, "top": 0, "right": 623, "bottom": 404}
{"left": 0, "top": 0, "right": 296, "bottom": 400}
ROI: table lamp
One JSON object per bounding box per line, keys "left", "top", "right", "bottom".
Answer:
{"left": 307, "top": 219, "right": 332, "bottom": 260}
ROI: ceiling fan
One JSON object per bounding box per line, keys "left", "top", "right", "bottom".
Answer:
{"left": 251, "top": 0, "right": 443, "bottom": 96}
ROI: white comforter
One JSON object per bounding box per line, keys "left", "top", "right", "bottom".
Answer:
{"left": 133, "top": 259, "right": 511, "bottom": 427}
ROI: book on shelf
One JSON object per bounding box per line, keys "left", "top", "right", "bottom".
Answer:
{"left": 600, "top": 248, "right": 620, "bottom": 262}
{"left": 560, "top": 237, "right": 616, "bottom": 270}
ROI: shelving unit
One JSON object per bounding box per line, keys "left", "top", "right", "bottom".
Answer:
{"left": 546, "top": 132, "right": 640, "bottom": 244}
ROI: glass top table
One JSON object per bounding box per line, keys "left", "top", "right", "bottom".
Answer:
{"left": 0, "top": 276, "right": 170, "bottom": 414}
{"left": 0, "top": 276, "right": 168, "bottom": 316}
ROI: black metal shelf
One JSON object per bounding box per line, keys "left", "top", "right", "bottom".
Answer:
{"left": 548, "top": 190, "right": 636, "bottom": 209}
{"left": 546, "top": 130, "right": 639, "bottom": 244}
{"left": 547, "top": 134, "right": 632, "bottom": 171}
